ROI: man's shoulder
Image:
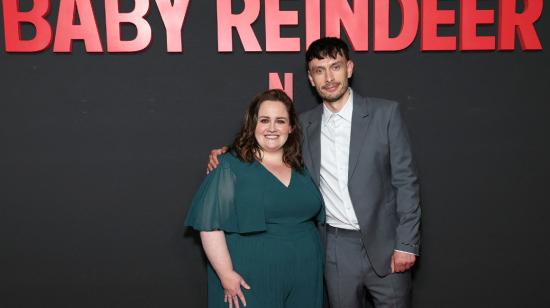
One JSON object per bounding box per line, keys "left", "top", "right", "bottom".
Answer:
{"left": 362, "top": 95, "right": 399, "bottom": 110}
{"left": 366, "top": 96, "right": 398, "bottom": 105}
{"left": 299, "top": 104, "right": 322, "bottom": 123}
{"left": 355, "top": 94, "right": 400, "bottom": 119}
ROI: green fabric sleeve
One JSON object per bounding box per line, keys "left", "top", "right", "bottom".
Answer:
{"left": 184, "top": 155, "right": 239, "bottom": 232}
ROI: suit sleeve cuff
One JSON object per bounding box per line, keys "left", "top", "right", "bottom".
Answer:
{"left": 394, "top": 243, "right": 420, "bottom": 256}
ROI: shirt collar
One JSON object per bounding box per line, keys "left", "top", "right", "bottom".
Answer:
{"left": 322, "top": 88, "right": 354, "bottom": 125}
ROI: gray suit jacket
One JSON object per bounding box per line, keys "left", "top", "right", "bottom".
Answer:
{"left": 299, "top": 91, "right": 421, "bottom": 277}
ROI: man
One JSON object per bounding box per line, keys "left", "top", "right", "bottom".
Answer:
{"left": 209, "top": 37, "right": 421, "bottom": 308}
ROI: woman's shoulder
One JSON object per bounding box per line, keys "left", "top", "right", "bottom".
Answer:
{"left": 217, "top": 152, "right": 234, "bottom": 167}
{"left": 218, "top": 152, "right": 251, "bottom": 170}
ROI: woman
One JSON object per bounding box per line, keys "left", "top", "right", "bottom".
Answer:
{"left": 185, "top": 89, "right": 324, "bottom": 308}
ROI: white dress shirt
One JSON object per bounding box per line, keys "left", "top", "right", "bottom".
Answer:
{"left": 319, "top": 89, "right": 415, "bottom": 255}
{"left": 320, "top": 90, "right": 360, "bottom": 230}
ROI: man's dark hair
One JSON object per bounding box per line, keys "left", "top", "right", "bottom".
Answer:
{"left": 305, "top": 37, "right": 350, "bottom": 68}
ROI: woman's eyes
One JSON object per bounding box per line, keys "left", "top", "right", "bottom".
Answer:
{"left": 259, "top": 119, "right": 287, "bottom": 124}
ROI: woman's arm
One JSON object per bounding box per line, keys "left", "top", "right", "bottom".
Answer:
{"left": 200, "top": 231, "right": 250, "bottom": 308}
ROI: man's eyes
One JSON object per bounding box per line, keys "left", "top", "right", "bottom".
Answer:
{"left": 313, "top": 65, "right": 341, "bottom": 74}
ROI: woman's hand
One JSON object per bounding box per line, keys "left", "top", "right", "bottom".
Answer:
{"left": 219, "top": 270, "right": 250, "bottom": 308}
{"left": 200, "top": 231, "right": 248, "bottom": 307}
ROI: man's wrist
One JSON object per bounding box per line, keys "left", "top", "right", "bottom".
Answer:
{"left": 394, "top": 249, "right": 418, "bottom": 256}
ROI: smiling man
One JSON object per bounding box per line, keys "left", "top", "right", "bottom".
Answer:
{"left": 299, "top": 37, "right": 421, "bottom": 308}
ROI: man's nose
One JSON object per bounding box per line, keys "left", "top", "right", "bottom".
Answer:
{"left": 325, "top": 70, "right": 334, "bottom": 82}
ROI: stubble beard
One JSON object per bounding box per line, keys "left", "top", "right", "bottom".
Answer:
{"left": 318, "top": 81, "right": 349, "bottom": 103}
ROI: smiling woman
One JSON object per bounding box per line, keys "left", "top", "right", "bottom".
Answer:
{"left": 231, "top": 89, "right": 303, "bottom": 172}
{"left": 184, "top": 89, "right": 325, "bottom": 308}
{"left": 255, "top": 100, "right": 292, "bottom": 155}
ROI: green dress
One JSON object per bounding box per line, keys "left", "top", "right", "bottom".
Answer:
{"left": 185, "top": 153, "right": 324, "bottom": 308}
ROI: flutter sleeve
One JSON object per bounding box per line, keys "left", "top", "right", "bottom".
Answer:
{"left": 184, "top": 155, "right": 239, "bottom": 232}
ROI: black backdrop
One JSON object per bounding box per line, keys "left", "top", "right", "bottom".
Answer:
{"left": 1, "top": 1, "right": 549, "bottom": 307}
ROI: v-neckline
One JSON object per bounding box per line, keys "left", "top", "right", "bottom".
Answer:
{"left": 256, "top": 161, "right": 293, "bottom": 188}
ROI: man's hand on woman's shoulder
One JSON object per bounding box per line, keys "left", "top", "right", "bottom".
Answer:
{"left": 207, "top": 147, "right": 228, "bottom": 174}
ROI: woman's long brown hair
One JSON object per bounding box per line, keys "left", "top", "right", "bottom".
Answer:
{"left": 230, "top": 89, "right": 304, "bottom": 171}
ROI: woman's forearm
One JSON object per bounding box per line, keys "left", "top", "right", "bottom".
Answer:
{"left": 200, "top": 231, "right": 233, "bottom": 278}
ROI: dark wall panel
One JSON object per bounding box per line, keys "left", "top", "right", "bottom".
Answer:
{"left": 1, "top": 1, "right": 549, "bottom": 307}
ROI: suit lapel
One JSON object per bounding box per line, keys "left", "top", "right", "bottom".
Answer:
{"left": 348, "top": 93, "right": 370, "bottom": 182}
{"left": 306, "top": 105, "right": 323, "bottom": 186}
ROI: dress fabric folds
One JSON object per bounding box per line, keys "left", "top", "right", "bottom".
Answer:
{"left": 185, "top": 153, "right": 324, "bottom": 308}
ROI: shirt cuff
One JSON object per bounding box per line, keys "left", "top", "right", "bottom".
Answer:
{"left": 394, "top": 249, "right": 418, "bottom": 256}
